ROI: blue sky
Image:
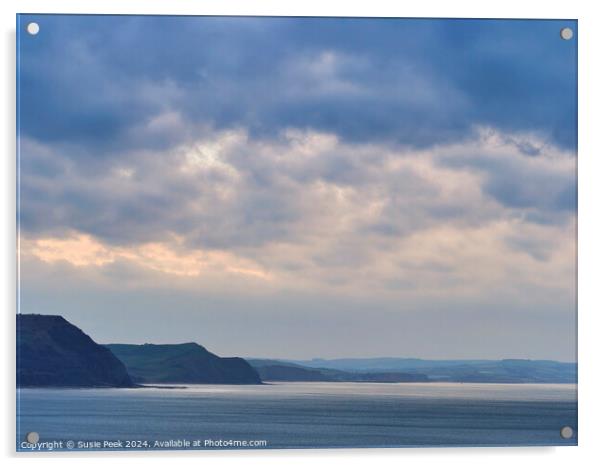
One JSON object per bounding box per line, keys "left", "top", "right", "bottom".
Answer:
{"left": 18, "top": 16, "right": 577, "bottom": 360}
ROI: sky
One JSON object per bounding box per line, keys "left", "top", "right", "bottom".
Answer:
{"left": 17, "top": 16, "right": 577, "bottom": 361}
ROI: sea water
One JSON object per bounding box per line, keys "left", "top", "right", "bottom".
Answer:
{"left": 16, "top": 382, "right": 577, "bottom": 451}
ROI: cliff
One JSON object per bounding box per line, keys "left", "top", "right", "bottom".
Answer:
{"left": 106, "top": 343, "right": 262, "bottom": 384}
{"left": 17, "top": 314, "right": 134, "bottom": 387}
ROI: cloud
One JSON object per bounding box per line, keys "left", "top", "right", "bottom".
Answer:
{"left": 22, "top": 232, "right": 271, "bottom": 280}
{"left": 437, "top": 127, "right": 576, "bottom": 216}
{"left": 19, "top": 126, "right": 575, "bottom": 302}
{"left": 16, "top": 16, "right": 577, "bottom": 359}
{"left": 19, "top": 16, "right": 577, "bottom": 155}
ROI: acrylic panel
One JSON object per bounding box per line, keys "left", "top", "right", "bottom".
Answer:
{"left": 16, "top": 15, "right": 577, "bottom": 451}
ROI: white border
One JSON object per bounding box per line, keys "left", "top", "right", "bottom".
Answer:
{"left": 2, "top": 1, "right": 601, "bottom": 465}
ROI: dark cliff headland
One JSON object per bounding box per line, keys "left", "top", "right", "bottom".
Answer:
{"left": 17, "top": 314, "right": 134, "bottom": 388}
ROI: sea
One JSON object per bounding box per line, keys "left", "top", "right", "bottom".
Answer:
{"left": 16, "top": 382, "right": 577, "bottom": 451}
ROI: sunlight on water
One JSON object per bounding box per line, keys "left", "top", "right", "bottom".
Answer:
{"left": 123, "top": 382, "right": 577, "bottom": 402}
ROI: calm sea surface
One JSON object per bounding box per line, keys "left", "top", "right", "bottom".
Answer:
{"left": 17, "top": 382, "right": 577, "bottom": 451}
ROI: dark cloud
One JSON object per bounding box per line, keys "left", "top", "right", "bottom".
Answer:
{"left": 18, "top": 15, "right": 577, "bottom": 155}
{"left": 440, "top": 149, "right": 576, "bottom": 216}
